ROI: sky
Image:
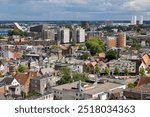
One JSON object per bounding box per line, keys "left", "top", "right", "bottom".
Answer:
{"left": 0, "top": 0, "right": 150, "bottom": 20}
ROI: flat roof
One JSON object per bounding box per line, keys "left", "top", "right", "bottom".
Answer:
{"left": 52, "top": 81, "right": 125, "bottom": 95}
{"left": 83, "top": 82, "right": 124, "bottom": 95}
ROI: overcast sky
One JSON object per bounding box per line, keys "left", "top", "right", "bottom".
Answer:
{"left": 0, "top": 0, "right": 149, "bottom": 20}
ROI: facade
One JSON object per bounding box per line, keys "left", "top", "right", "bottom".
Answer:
{"left": 30, "top": 24, "right": 48, "bottom": 33}
{"left": 41, "top": 30, "right": 55, "bottom": 40}
{"left": 107, "top": 36, "right": 116, "bottom": 49}
{"left": 117, "top": 32, "right": 126, "bottom": 47}
{"left": 108, "top": 60, "right": 137, "bottom": 74}
{"left": 139, "top": 16, "right": 144, "bottom": 25}
{"left": 58, "top": 28, "right": 70, "bottom": 44}
{"left": 72, "top": 27, "right": 85, "bottom": 43}
{"left": 131, "top": 16, "right": 137, "bottom": 25}
{"left": 27, "top": 92, "right": 54, "bottom": 100}
{"left": 30, "top": 74, "right": 53, "bottom": 95}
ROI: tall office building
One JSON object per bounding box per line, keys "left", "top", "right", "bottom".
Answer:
{"left": 107, "top": 37, "right": 116, "bottom": 49}
{"left": 131, "top": 16, "right": 137, "bottom": 25}
{"left": 58, "top": 28, "right": 70, "bottom": 44}
{"left": 117, "top": 32, "right": 126, "bottom": 47}
{"left": 139, "top": 16, "right": 144, "bottom": 25}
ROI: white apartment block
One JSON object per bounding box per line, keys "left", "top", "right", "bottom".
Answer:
{"left": 72, "top": 27, "right": 85, "bottom": 43}
{"left": 76, "top": 27, "right": 85, "bottom": 43}
{"left": 139, "top": 16, "right": 144, "bottom": 25}
{"left": 131, "top": 16, "right": 137, "bottom": 25}
{"left": 58, "top": 28, "right": 70, "bottom": 44}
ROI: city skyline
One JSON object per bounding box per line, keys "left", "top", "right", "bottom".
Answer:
{"left": 0, "top": 0, "right": 150, "bottom": 20}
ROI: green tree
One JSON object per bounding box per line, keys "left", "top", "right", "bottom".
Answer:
{"left": 16, "top": 64, "right": 28, "bottom": 73}
{"left": 95, "top": 65, "right": 100, "bottom": 74}
{"left": 0, "top": 35, "right": 4, "bottom": 39}
{"left": 8, "top": 29, "right": 28, "bottom": 37}
{"left": 146, "top": 68, "right": 150, "bottom": 74}
{"left": 28, "top": 90, "right": 39, "bottom": 97}
{"left": 106, "top": 50, "right": 117, "bottom": 61}
{"left": 85, "top": 37, "right": 105, "bottom": 56}
{"left": 0, "top": 72, "right": 3, "bottom": 77}
{"left": 124, "top": 68, "right": 129, "bottom": 75}
{"left": 57, "top": 67, "right": 89, "bottom": 85}
{"left": 80, "top": 52, "right": 90, "bottom": 60}
{"left": 139, "top": 67, "right": 145, "bottom": 76}
{"left": 114, "top": 67, "right": 120, "bottom": 75}
{"left": 104, "top": 67, "right": 110, "bottom": 75}
{"left": 128, "top": 82, "right": 135, "bottom": 88}
{"left": 50, "top": 45, "right": 61, "bottom": 50}
{"left": 56, "top": 67, "right": 72, "bottom": 85}
{"left": 72, "top": 72, "right": 88, "bottom": 82}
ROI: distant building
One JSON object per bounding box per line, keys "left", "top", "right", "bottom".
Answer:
{"left": 86, "top": 31, "right": 103, "bottom": 40}
{"left": 131, "top": 16, "right": 137, "bottom": 25}
{"left": 105, "top": 20, "right": 113, "bottom": 26}
{"left": 139, "top": 16, "right": 144, "bottom": 25}
{"left": 58, "top": 28, "right": 70, "bottom": 44}
{"left": 117, "top": 32, "right": 126, "bottom": 47}
{"left": 41, "top": 30, "right": 55, "bottom": 40}
{"left": 30, "top": 24, "right": 48, "bottom": 33}
{"left": 107, "top": 36, "right": 116, "bottom": 49}
{"left": 72, "top": 27, "right": 85, "bottom": 43}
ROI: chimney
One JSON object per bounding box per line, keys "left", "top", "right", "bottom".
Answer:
{"left": 93, "top": 76, "right": 98, "bottom": 86}
{"left": 77, "top": 80, "right": 83, "bottom": 92}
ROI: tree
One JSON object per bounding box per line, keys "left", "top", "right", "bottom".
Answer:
{"left": 114, "top": 67, "right": 120, "bottom": 75}
{"left": 50, "top": 45, "right": 61, "bottom": 50}
{"left": 80, "top": 52, "right": 90, "bottom": 60}
{"left": 128, "top": 82, "right": 135, "bottom": 88}
{"left": 104, "top": 67, "right": 110, "bottom": 75}
{"left": 85, "top": 37, "right": 105, "bottom": 56}
{"left": 95, "top": 65, "right": 100, "bottom": 74}
{"left": 0, "top": 35, "right": 4, "bottom": 39}
{"left": 56, "top": 67, "right": 89, "bottom": 85}
{"left": 106, "top": 50, "right": 117, "bottom": 61}
{"left": 28, "top": 90, "right": 39, "bottom": 97}
{"left": 16, "top": 64, "right": 28, "bottom": 73}
{"left": 124, "top": 68, "right": 129, "bottom": 75}
{"left": 139, "top": 67, "right": 145, "bottom": 76}
{"left": 146, "top": 68, "right": 150, "bottom": 74}
{"left": 8, "top": 29, "right": 28, "bottom": 37}
{"left": 0, "top": 72, "right": 3, "bottom": 77}
{"left": 56, "top": 67, "right": 72, "bottom": 85}
{"left": 72, "top": 72, "right": 88, "bottom": 82}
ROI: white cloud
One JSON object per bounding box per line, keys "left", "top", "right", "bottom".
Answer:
{"left": 0, "top": 0, "right": 149, "bottom": 20}
{"left": 122, "top": 0, "right": 150, "bottom": 11}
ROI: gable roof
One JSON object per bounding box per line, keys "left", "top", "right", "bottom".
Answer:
{"left": 142, "top": 53, "right": 150, "bottom": 67}
{"left": 0, "top": 86, "right": 5, "bottom": 94}
{"left": 99, "top": 52, "right": 106, "bottom": 58}
{"left": 15, "top": 71, "right": 40, "bottom": 86}
{"left": 0, "top": 77, "right": 14, "bottom": 85}
{"left": 137, "top": 76, "right": 150, "bottom": 87}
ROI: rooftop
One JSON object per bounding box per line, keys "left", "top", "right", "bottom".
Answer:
{"left": 52, "top": 81, "right": 125, "bottom": 95}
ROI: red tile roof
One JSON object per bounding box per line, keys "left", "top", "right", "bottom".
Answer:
{"left": 137, "top": 76, "right": 150, "bottom": 87}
